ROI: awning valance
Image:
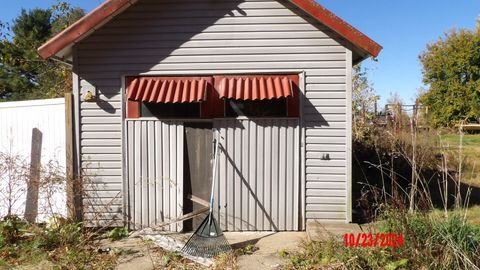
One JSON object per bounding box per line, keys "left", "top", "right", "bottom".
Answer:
{"left": 127, "top": 77, "right": 209, "bottom": 103}
{"left": 215, "top": 76, "right": 293, "bottom": 100}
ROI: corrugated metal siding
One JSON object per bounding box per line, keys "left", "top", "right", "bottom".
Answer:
{"left": 216, "top": 75, "right": 293, "bottom": 100}
{"left": 75, "top": 0, "right": 349, "bottom": 226}
{"left": 125, "top": 120, "right": 184, "bottom": 231}
{"left": 124, "top": 118, "right": 299, "bottom": 231}
{"left": 214, "top": 118, "right": 300, "bottom": 231}
{"left": 127, "top": 77, "right": 209, "bottom": 103}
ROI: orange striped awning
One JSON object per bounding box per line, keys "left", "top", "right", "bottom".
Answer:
{"left": 215, "top": 76, "right": 293, "bottom": 100}
{"left": 127, "top": 77, "right": 209, "bottom": 103}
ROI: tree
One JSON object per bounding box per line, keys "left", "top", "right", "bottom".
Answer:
{"left": 0, "top": 3, "right": 84, "bottom": 101}
{"left": 353, "top": 64, "right": 378, "bottom": 119}
{"left": 352, "top": 64, "right": 379, "bottom": 139}
{"left": 419, "top": 24, "right": 480, "bottom": 127}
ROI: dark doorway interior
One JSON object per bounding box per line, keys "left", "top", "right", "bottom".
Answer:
{"left": 183, "top": 122, "right": 213, "bottom": 231}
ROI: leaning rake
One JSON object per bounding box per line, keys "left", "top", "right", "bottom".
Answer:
{"left": 181, "top": 130, "right": 232, "bottom": 258}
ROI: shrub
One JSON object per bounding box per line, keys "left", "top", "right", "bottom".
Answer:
{"left": 213, "top": 252, "right": 238, "bottom": 270}
{"left": 0, "top": 217, "right": 116, "bottom": 269}
{"left": 107, "top": 226, "right": 129, "bottom": 241}
{"left": 235, "top": 244, "right": 258, "bottom": 256}
{"left": 0, "top": 215, "right": 27, "bottom": 246}
{"left": 161, "top": 250, "right": 182, "bottom": 265}
{"left": 38, "top": 221, "right": 83, "bottom": 250}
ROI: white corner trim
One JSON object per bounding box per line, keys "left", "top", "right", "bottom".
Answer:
{"left": 345, "top": 49, "right": 353, "bottom": 223}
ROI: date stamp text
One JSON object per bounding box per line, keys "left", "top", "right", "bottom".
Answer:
{"left": 343, "top": 233, "right": 404, "bottom": 248}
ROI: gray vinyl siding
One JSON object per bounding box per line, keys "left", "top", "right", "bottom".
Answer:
{"left": 75, "top": 0, "right": 350, "bottom": 227}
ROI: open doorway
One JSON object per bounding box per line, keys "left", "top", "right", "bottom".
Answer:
{"left": 183, "top": 122, "right": 213, "bottom": 231}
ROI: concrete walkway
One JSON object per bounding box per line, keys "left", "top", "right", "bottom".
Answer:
{"left": 226, "top": 232, "right": 306, "bottom": 270}
{"left": 107, "top": 232, "right": 306, "bottom": 269}
{"left": 108, "top": 223, "right": 366, "bottom": 269}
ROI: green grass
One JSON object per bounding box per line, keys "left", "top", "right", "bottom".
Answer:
{"left": 432, "top": 205, "right": 480, "bottom": 226}
{"left": 441, "top": 134, "right": 480, "bottom": 146}
{"left": 440, "top": 133, "right": 480, "bottom": 187}
{"left": 466, "top": 205, "right": 480, "bottom": 226}
{"left": 438, "top": 134, "right": 480, "bottom": 226}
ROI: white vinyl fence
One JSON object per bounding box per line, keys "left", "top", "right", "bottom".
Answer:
{"left": 0, "top": 98, "right": 66, "bottom": 220}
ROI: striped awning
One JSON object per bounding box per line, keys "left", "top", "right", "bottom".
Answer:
{"left": 215, "top": 76, "right": 293, "bottom": 100}
{"left": 127, "top": 77, "right": 209, "bottom": 103}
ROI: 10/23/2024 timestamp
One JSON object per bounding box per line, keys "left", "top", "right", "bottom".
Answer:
{"left": 343, "top": 233, "right": 404, "bottom": 248}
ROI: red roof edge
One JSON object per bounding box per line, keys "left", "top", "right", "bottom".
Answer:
{"left": 38, "top": 0, "right": 382, "bottom": 60}
{"left": 290, "top": 0, "right": 382, "bottom": 57}
{"left": 38, "top": 0, "right": 137, "bottom": 59}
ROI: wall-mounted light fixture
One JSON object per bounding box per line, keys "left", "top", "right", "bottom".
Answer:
{"left": 82, "top": 85, "right": 96, "bottom": 102}
{"left": 83, "top": 90, "right": 95, "bottom": 102}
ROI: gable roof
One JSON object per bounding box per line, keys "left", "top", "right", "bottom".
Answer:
{"left": 38, "top": 0, "right": 382, "bottom": 60}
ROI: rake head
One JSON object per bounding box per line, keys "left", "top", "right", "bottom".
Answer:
{"left": 182, "top": 212, "right": 232, "bottom": 258}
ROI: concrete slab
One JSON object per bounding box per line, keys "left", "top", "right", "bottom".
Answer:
{"left": 121, "top": 231, "right": 306, "bottom": 269}
{"left": 101, "top": 236, "right": 206, "bottom": 269}
{"left": 103, "top": 223, "right": 378, "bottom": 269}
{"left": 225, "top": 232, "right": 306, "bottom": 270}
{"left": 306, "top": 221, "right": 364, "bottom": 241}
{"left": 141, "top": 232, "right": 214, "bottom": 266}
{"left": 115, "top": 256, "right": 155, "bottom": 270}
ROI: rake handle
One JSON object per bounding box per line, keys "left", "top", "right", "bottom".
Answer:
{"left": 209, "top": 129, "right": 220, "bottom": 214}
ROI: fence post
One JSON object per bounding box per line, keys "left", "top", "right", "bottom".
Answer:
{"left": 65, "top": 92, "right": 82, "bottom": 221}
{"left": 24, "top": 128, "right": 42, "bottom": 223}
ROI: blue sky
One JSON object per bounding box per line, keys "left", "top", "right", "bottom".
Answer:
{"left": 321, "top": 0, "right": 480, "bottom": 105}
{"left": 1, "top": 1, "right": 479, "bottom": 106}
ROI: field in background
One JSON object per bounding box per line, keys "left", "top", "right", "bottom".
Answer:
{"left": 441, "top": 133, "right": 480, "bottom": 188}
{"left": 438, "top": 133, "right": 480, "bottom": 225}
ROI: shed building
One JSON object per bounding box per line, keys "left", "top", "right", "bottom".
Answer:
{"left": 38, "top": 0, "right": 381, "bottom": 231}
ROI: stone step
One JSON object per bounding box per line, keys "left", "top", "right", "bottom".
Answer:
{"left": 306, "top": 221, "right": 364, "bottom": 242}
